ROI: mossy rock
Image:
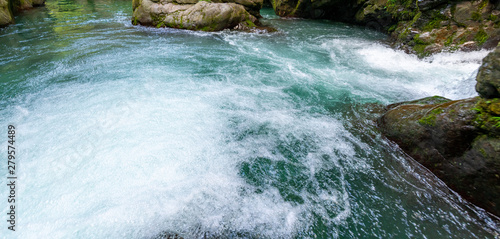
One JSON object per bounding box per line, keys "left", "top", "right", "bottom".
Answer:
{"left": 476, "top": 45, "right": 500, "bottom": 99}
{"left": 379, "top": 96, "right": 500, "bottom": 216}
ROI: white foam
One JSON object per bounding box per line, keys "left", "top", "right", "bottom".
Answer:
{"left": 320, "top": 39, "right": 490, "bottom": 101}
{"left": 0, "top": 77, "right": 358, "bottom": 238}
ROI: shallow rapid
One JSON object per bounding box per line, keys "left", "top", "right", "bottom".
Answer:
{"left": 0, "top": 0, "right": 499, "bottom": 238}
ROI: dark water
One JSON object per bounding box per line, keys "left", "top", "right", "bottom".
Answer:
{"left": 0, "top": 0, "right": 499, "bottom": 238}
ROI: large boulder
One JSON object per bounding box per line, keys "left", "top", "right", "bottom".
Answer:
{"left": 132, "top": 0, "right": 262, "bottom": 31}
{"left": 378, "top": 46, "right": 500, "bottom": 216}
{"left": 476, "top": 45, "right": 500, "bottom": 99}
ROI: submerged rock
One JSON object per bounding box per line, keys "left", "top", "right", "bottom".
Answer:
{"left": 378, "top": 47, "right": 500, "bottom": 216}
{"left": 13, "top": 0, "right": 45, "bottom": 11}
{"left": 132, "top": 0, "right": 264, "bottom": 31}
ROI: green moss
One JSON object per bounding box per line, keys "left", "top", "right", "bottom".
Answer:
{"left": 444, "top": 36, "right": 453, "bottom": 46}
{"left": 245, "top": 19, "right": 256, "bottom": 28}
{"left": 479, "top": 0, "right": 488, "bottom": 10}
{"left": 150, "top": 14, "right": 166, "bottom": 28}
{"left": 413, "top": 43, "right": 430, "bottom": 57}
{"left": 387, "top": 0, "right": 396, "bottom": 8}
{"left": 179, "top": 16, "right": 184, "bottom": 28}
{"left": 471, "top": 11, "right": 482, "bottom": 21}
{"left": 488, "top": 14, "right": 498, "bottom": 21}
{"left": 444, "top": 32, "right": 456, "bottom": 47}
{"left": 388, "top": 24, "right": 397, "bottom": 32}
{"left": 413, "top": 34, "right": 428, "bottom": 45}
{"left": 411, "top": 11, "right": 421, "bottom": 24}
{"left": 419, "top": 114, "right": 437, "bottom": 126}
{"left": 397, "top": 11, "right": 422, "bottom": 40}
{"left": 492, "top": 116, "right": 500, "bottom": 127}
{"left": 474, "top": 28, "right": 489, "bottom": 46}
{"left": 472, "top": 99, "right": 500, "bottom": 133}
{"left": 422, "top": 12, "right": 447, "bottom": 31}
{"left": 290, "top": 0, "right": 301, "bottom": 15}
{"left": 418, "top": 108, "right": 444, "bottom": 126}
{"left": 132, "top": 17, "right": 139, "bottom": 25}
{"left": 200, "top": 22, "right": 219, "bottom": 31}
{"left": 385, "top": 0, "right": 419, "bottom": 20}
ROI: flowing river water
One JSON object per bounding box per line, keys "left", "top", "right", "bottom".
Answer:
{"left": 1, "top": 0, "right": 499, "bottom": 238}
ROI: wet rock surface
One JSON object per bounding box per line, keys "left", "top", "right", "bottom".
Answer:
{"left": 378, "top": 47, "right": 500, "bottom": 216}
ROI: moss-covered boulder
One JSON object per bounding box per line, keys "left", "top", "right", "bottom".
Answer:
{"left": 379, "top": 96, "right": 500, "bottom": 216}
{"left": 476, "top": 44, "right": 500, "bottom": 99}
{"left": 386, "top": 0, "right": 500, "bottom": 56}
{"left": 132, "top": 0, "right": 263, "bottom": 31}
{"left": 0, "top": 0, "right": 13, "bottom": 27}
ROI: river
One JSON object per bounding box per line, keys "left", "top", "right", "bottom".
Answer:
{"left": 0, "top": 0, "right": 499, "bottom": 238}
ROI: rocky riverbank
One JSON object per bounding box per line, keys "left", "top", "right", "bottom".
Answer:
{"left": 271, "top": 0, "right": 500, "bottom": 57}
{"left": 378, "top": 46, "right": 500, "bottom": 216}
{"left": 0, "top": 0, "right": 45, "bottom": 27}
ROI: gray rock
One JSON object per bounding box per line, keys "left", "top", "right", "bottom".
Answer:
{"left": 133, "top": 0, "right": 260, "bottom": 31}
{"left": 476, "top": 45, "right": 500, "bottom": 98}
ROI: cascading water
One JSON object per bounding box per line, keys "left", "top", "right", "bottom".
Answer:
{"left": 1, "top": 0, "right": 499, "bottom": 238}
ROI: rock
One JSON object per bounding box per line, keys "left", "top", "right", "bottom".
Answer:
{"left": 0, "top": 0, "right": 46, "bottom": 28}
{"left": 0, "top": 0, "right": 13, "bottom": 27}
{"left": 379, "top": 97, "right": 479, "bottom": 161}
{"left": 13, "top": 0, "right": 45, "bottom": 11}
{"left": 378, "top": 96, "right": 500, "bottom": 216}
{"left": 132, "top": 0, "right": 262, "bottom": 31}
{"left": 216, "top": 0, "right": 262, "bottom": 18}
{"left": 272, "top": 0, "right": 364, "bottom": 21}
{"left": 270, "top": 0, "right": 500, "bottom": 56}
{"left": 476, "top": 45, "right": 500, "bottom": 99}
{"left": 459, "top": 41, "right": 478, "bottom": 52}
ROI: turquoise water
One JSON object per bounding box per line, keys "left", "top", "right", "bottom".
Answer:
{"left": 1, "top": 0, "right": 499, "bottom": 238}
